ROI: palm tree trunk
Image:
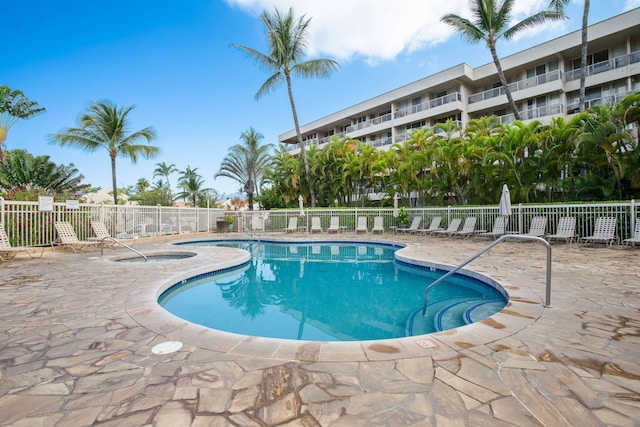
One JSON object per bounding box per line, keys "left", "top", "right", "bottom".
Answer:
{"left": 285, "top": 73, "right": 317, "bottom": 208}
{"left": 579, "top": 0, "right": 590, "bottom": 111}
{"left": 111, "top": 155, "right": 118, "bottom": 205}
{"left": 489, "top": 45, "right": 521, "bottom": 121}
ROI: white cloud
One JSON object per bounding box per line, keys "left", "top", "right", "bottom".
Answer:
{"left": 624, "top": 0, "right": 640, "bottom": 10}
{"left": 225, "top": 0, "right": 577, "bottom": 62}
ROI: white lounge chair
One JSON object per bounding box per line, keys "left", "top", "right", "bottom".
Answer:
{"left": 431, "top": 218, "right": 462, "bottom": 237}
{"left": 283, "top": 217, "right": 298, "bottom": 233}
{"left": 371, "top": 216, "right": 384, "bottom": 234}
{"left": 448, "top": 217, "right": 477, "bottom": 239}
{"left": 53, "top": 222, "right": 100, "bottom": 252}
{"left": 327, "top": 216, "right": 341, "bottom": 233}
{"left": 582, "top": 217, "right": 617, "bottom": 246}
{"left": 355, "top": 216, "right": 368, "bottom": 233}
{"left": 545, "top": 217, "right": 577, "bottom": 244}
{"left": 251, "top": 214, "right": 264, "bottom": 234}
{"left": 310, "top": 216, "right": 323, "bottom": 233}
{"left": 623, "top": 220, "right": 640, "bottom": 248}
{"left": 396, "top": 217, "right": 421, "bottom": 234}
{"left": 476, "top": 216, "right": 508, "bottom": 239}
{"left": 90, "top": 220, "right": 124, "bottom": 247}
{"left": 0, "top": 225, "right": 45, "bottom": 261}
{"left": 416, "top": 216, "right": 443, "bottom": 235}
{"left": 524, "top": 216, "right": 547, "bottom": 237}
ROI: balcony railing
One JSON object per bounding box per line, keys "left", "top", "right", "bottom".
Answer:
{"left": 469, "top": 69, "right": 562, "bottom": 104}
{"left": 394, "top": 93, "right": 461, "bottom": 119}
{"left": 496, "top": 103, "right": 564, "bottom": 124}
{"left": 345, "top": 113, "right": 392, "bottom": 133}
{"left": 567, "top": 91, "right": 633, "bottom": 114}
{"left": 565, "top": 50, "right": 640, "bottom": 82}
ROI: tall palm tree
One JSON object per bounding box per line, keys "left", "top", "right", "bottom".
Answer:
{"left": 153, "top": 161, "right": 177, "bottom": 200}
{"left": 177, "top": 165, "right": 207, "bottom": 207}
{"left": 231, "top": 7, "right": 339, "bottom": 208}
{"left": 442, "top": 0, "right": 562, "bottom": 121}
{"left": 0, "top": 85, "right": 46, "bottom": 161}
{"left": 549, "top": 0, "right": 590, "bottom": 112}
{"left": 50, "top": 101, "right": 159, "bottom": 205}
{"left": 215, "top": 127, "right": 272, "bottom": 210}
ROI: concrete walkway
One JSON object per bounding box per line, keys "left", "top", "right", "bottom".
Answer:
{"left": 0, "top": 233, "right": 639, "bottom": 426}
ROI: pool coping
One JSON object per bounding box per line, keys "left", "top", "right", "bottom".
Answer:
{"left": 123, "top": 237, "right": 546, "bottom": 362}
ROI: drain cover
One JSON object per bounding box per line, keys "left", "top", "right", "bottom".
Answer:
{"left": 152, "top": 341, "right": 183, "bottom": 354}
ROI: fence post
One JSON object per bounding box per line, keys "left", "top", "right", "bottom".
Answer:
{"left": 0, "top": 196, "right": 4, "bottom": 225}
{"left": 631, "top": 199, "right": 636, "bottom": 240}
{"left": 518, "top": 203, "right": 524, "bottom": 234}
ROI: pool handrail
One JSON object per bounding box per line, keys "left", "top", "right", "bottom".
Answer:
{"left": 100, "top": 236, "right": 147, "bottom": 261}
{"left": 422, "top": 234, "right": 552, "bottom": 316}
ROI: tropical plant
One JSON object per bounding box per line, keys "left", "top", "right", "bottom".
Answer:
{"left": 442, "top": 0, "right": 562, "bottom": 120}
{"left": 0, "top": 85, "right": 46, "bottom": 160}
{"left": 176, "top": 165, "right": 208, "bottom": 207}
{"left": 397, "top": 208, "right": 409, "bottom": 226}
{"left": 0, "top": 149, "right": 89, "bottom": 198}
{"left": 215, "top": 127, "right": 273, "bottom": 210}
{"left": 231, "top": 7, "right": 339, "bottom": 208}
{"left": 153, "top": 161, "right": 178, "bottom": 200}
{"left": 549, "top": 0, "right": 590, "bottom": 112}
{"left": 49, "top": 101, "right": 160, "bottom": 205}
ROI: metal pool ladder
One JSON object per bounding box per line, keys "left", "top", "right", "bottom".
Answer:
{"left": 422, "top": 234, "right": 552, "bottom": 316}
{"left": 99, "top": 237, "right": 147, "bottom": 261}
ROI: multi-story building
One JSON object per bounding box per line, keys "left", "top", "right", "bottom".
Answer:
{"left": 279, "top": 8, "right": 640, "bottom": 152}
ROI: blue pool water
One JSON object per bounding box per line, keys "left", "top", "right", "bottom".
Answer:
{"left": 159, "top": 240, "right": 507, "bottom": 341}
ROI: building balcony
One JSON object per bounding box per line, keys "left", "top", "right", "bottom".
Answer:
{"left": 567, "top": 91, "right": 633, "bottom": 114}
{"left": 345, "top": 113, "right": 392, "bottom": 133}
{"left": 497, "top": 103, "right": 564, "bottom": 124}
{"left": 394, "top": 93, "right": 461, "bottom": 119}
{"left": 469, "top": 70, "right": 562, "bottom": 104}
{"left": 565, "top": 50, "right": 640, "bottom": 82}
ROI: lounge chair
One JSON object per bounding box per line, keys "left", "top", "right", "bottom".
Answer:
{"left": 623, "top": 220, "right": 640, "bottom": 248}
{"left": 431, "top": 218, "right": 462, "bottom": 237}
{"left": 327, "top": 216, "right": 341, "bottom": 233}
{"left": 53, "top": 222, "right": 100, "bottom": 252}
{"left": 396, "top": 217, "right": 421, "bottom": 234}
{"left": 355, "top": 216, "right": 368, "bottom": 233}
{"left": 476, "top": 216, "right": 508, "bottom": 239}
{"left": 0, "top": 225, "right": 45, "bottom": 261}
{"left": 523, "top": 216, "right": 547, "bottom": 237}
{"left": 371, "top": 216, "right": 384, "bottom": 234}
{"left": 310, "top": 216, "right": 323, "bottom": 233}
{"left": 283, "top": 217, "right": 298, "bottom": 233}
{"left": 448, "top": 217, "right": 477, "bottom": 239}
{"left": 581, "top": 217, "right": 617, "bottom": 246}
{"left": 417, "top": 216, "right": 443, "bottom": 235}
{"left": 89, "top": 220, "right": 120, "bottom": 247}
{"left": 545, "top": 217, "right": 577, "bottom": 244}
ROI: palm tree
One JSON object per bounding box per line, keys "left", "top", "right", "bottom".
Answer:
{"left": 153, "top": 161, "right": 178, "bottom": 200}
{"left": 442, "top": 0, "right": 562, "bottom": 121}
{"left": 216, "top": 127, "right": 272, "bottom": 211}
{"left": 0, "top": 85, "right": 46, "bottom": 161}
{"left": 549, "top": 0, "right": 589, "bottom": 112}
{"left": 231, "top": 7, "right": 339, "bottom": 208}
{"left": 177, "top": 165, "right": 207, "bottom": 207}
{"left": 50, "top": 101, "right": 159, "bottom": 205}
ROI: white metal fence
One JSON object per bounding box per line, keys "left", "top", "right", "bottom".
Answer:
{"left": 230, "top": 200, "right": 638, "bottom": 245}
{"left": 0, "top": 197, "right": 225, "bottom": 247}
{"left": 1, "top": 198, "right": 638, "bottom": 247}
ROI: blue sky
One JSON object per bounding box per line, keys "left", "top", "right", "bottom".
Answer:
{"left": 3, "top": 0, "right": 639, "bottom": 197}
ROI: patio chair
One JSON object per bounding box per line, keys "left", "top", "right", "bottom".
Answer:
{"left": 283, "top": 217, "right": 298, "bottom": 233}
{"left": 448, "top": 217, "right": 477, "bottom": 239}
{"left": 310, "top": 216, "right": 323, "bottom": 233}
{"left": 396, "top": 216, "right": 422, "bottom": 234}
{"left": 623, "top": 219, "right": 640, "bottom": 248}
{"left": 371, "top": 216, "right": 384, "bottom": 234}
{"left": 53, "top": 221, "right": 100, "bottom": 252}
{"left": 355, "top": 216, "right": 368, "bottom": 233}
{"left": 545, "top": 217, "right": 577, "bottom": 244}
{"left": 581, "top": 217, "right": 617, "bottom": 246}
{"left": 327, "top": 216, "right": 341, "bottom": 233}
{"left": 431, "top": 218, "right": 462, "bottom": 237}
{"left": 523, "top": 216, "right": 548, "bottom": 237}
{"left": 251, "top": 214, "right": 264, "bottom": 234}
{"left": 476, "top": 216, "right": 508, "bottom": 239}
{"left": 89, "top": 220, "right": 119, "bottom": 247}
{"left": 417, "top": 216, "right": 443, "bottom": 235}
{"left": 0, "top": 225, "right": 45, "bottom": 261}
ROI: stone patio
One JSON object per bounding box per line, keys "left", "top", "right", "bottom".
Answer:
{"left": 0, "top": 232, "right": 639, "bottom": 426}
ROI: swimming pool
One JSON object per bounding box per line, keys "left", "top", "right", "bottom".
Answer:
{"left": 159, "top": 240, "right": 507, "bottom": 341}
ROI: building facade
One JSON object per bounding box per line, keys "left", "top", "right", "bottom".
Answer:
{"left": 279, "top": 8, "right": 640, "bottom": 152}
